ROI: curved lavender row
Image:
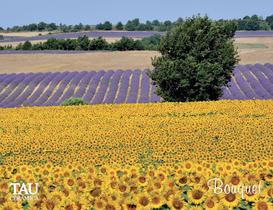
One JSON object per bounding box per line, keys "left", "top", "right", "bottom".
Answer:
{"left": 4, "top": 73, "right": 46, "bottom": 108}
{"left": 150, "top": 83, "right": 161, "bottom": 102}
{"left": 83, "top": 70, "right": 105, "bottom": 103}
{"left": 264, "top": 63, "right": 273, "bottom": 71}
{"left": 56, "top": 71, "right": 88, "bottom": 105}
{"left": 221, "top": 86, "right": 233, "bottom": 100}
{"left": 103, "top": 70, "right": 123, "bottom": 104}
{"left": 45, "top": 72, "right": 78, "bottom": 106}
{"left": 73, "top": 72, "right": 95, "bottom": 98}
{"left": 0, "top": 31, "right": 164, "bottom": 43}
{"left": 228, "top": 75, "right": 248, "bottom": 100}
{"left": 114, "top": 70, "right": 132, "bottom": 104}
{"left": 241, "top": 65, "right": 272, "bottom": 99}
{"left": 0, "top": 74, "right": 8, "bottom": 81}
{"left": 22, "top": 72, "right": 57, "bottom": 105}
{"left": 91, "top": 70, "right": 114, "bottom": 104}
{"left": 34, "top": 72, "right": 69, "bottom": 106}
{"left": 0, "top": 73, "right": 27, "bottom": 102}
{"left": 235, "top": 66, "right": 259, "bottom": 99}
{"left": 2, "top": 31, "right": 273, "bottom": 44}
{"left": 138, "top": 70, "right": 150, "bottom": 103}
{"left": 0, "top": 73, "right": 36, "bottom": 106}
{"left": 0, "top": 73, "right": 18, "bottom": 93}
{"left": 126, "top": 70, "right": 141, "bottom": 104}
{"left": 260, "top": 64, "right": 273, "bottom": 83}
{"left": 250, "top": 66, "right": 273, "bottom": 97}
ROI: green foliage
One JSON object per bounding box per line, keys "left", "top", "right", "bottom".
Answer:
{"left": 111, "top": 37, "right": 144, "bottom": 51}
{"left": 238, "top": 15, "right": 271, "bottom": 30}
{"left": 116, "top": 22, "right": 124, "bottom": 30}
{"left": 89, "top": 37, "right": 109, "bottom": 50}
{"left": 149, "top": 15, "right": 239, "bottom": 102}
{"left": 141, "top": 34, "right": 161, "bottom": 50}
{"left": 21, "top": 41, "right": 32, "bottom": 50}
{"left": 0, "top": 35, "right": 4, "bottom": 40}
{"left": 96, "top": 21, "right": 113, "bottom": 30}
{"left": 77, "top": 35, "right": 90, "bottom": 50}
{"left": 266, "top": 15, "right": 273, "bottom": 29}
{"left": 61, "top": 98, "right": 87, "bottom": 106}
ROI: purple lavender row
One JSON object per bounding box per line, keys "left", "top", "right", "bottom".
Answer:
{"left": 45, "top": 72, "right": 78, "bottom": 106}
{"left": 0, "top": 73, "right": 27, "bottom": 102}
{"left": 73, "top": 72, "right": 95, "bottom": 98}
{"left": 0, "top": 73, "right": 18, "bottom": 93}
{"left": 248, "top": 65, "right": 273, "bottom": 97}
{"left": 228, "top": 74, "right": 248, "bottom": 100}
{"left": 0, "top": 73, "right": 37, "bottom": 106}
{"left": 2, "top": 31, "right": 273, "bottom": 44}
{"left": 103, "top": 70, "right": 123, "bottom": 104}
{"left": 83, "top": 70, "right": 105, "bottom": 103}
{"left": 138, "top": 70, "right": 150, "bottom": 103}
{"left": 261, "top": 64, "right": 273, "bottom": 83}
{"left": 5, "top": 73, "right": 46, "bottom": 108}
{"left": 126, "top": 70, "right": 141, "bottom": 103}
{"left": 114, "top": 70, "right": 132, "bottom": 104}
{"left": 241, "top": 65, "right": 272, "bottom": 99}
{"left": 221, "top": 86, "right": 233, "bottom": 100}
{"left": 34, "top": 72, "right": 69, "bottom": 106}
{"left": 0, "top": 31, "right": 164, "bottom": 43}
{"left": 235, "top": 66, "right": 258, "bottom": 99}
{"left": 56, "top": 71, "right": 88, "bottom": 105}
{"left": 91, "top": 70, "right": 114, "bottom": 104}
{"left": 22, "top": 72, "right": 58, "bottom": 106}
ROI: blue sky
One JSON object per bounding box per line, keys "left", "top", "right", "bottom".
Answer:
{"left": 0, "top": 0, "right": 272, "bottom": 28}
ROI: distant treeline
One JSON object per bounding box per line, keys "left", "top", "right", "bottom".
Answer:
{"left": 1, "top": 15, "right": 273, "bottom": 32}
{"left": 0, "top": 35, "right": 161, "bottom": 51}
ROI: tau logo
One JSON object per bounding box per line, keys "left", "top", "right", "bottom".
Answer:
{"left": 10, "top": 183, "right": 39, "bottom": 201}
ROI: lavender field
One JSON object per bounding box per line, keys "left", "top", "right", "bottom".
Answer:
{"left": 0, "top": 64, "right": 273, "bottom": 108}
{"left": 1, "top": 31, "right": 273, "bottom": 43}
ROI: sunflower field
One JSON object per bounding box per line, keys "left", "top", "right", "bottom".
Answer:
{"left": 0, "top": 100, "right": 272, "bottom": 210}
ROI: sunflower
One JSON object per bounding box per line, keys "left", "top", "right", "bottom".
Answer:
{"left": 252, "top": 200, "right": 273, "bottom": 210}
{"left": 1, "top": 200, "right": 21, "bottom": 210}
{"left": 244, "top": 188, "right": 260, "bottom": 202}
{"left": 167, "top": 194, "right": 186, "bottom": 210}
{"left": 149, "top": 192, "right": 165, "bottom": 209}
{"left": 137, "top": 193, "right": 151, "bottom": 209}
{"left": 104, "top": 201, "right": 121, "bottom": 210}
{"left": 221, "top": 193, "right": 240, "bottom": 208}
{"left": 187, "top": 187, "right": 206, "bottom": 205}
{"left": 204, "top": 197, "right": 220, "bottom": 210}
{"left": 177, "top": 175, "right": 188, "bottom": 187}
{"left": 264, "top": 186, "right": 273, "bottom": 199}
{"left": 63, "top": 177, "right": 75, "bottom": 190}
{"left": 94, "top": 198, "right": 105, "bottom": 209}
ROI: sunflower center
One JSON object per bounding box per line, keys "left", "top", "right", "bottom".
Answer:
{"left": 139, "top": 196, "right": 149, "bottom": 206}
{"left": 173, "top": 199, "right": 184, "bottom": 209}
{"left": 225, "top": 193, "right": 236, "bottom": 202}
{"left": 179, "top": 177, "right": 187, "bottom": 184}
{"left": 231, "top": 176, "right": 240, "bottom": 185}
{"left": 105, "top": 204, "right": 116, "bottom": 210}
{"left": 152, "top": 196, "right": 160, "bottom": 204}
{"left": 192, "top": 190, "right": 203, "bottom": 200}
{"left": 206, "top": 199, "right": 215, "bottom": 208}
{"left": 257, "top": 201, "right": 268, "bottom": 210}
{"left": 90, "top": 187, "right": 101, "bottom": 197}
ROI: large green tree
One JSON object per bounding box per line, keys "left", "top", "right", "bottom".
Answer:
{"left": 149, "top": 15, "right": 239, "bottom": 102}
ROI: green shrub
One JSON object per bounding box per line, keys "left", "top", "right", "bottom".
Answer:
{"left": 149, "top": 15, "right": 239, "bottom": 102}
{"left": 61, "top": 98, "right": 87, "bottom": 106}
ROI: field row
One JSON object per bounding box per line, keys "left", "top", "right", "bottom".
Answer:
{"left": 0, "top": 64, "right": 273, "bottom": 108}
{"left": 1, "top": 31, "right": 273, "bottom": 43}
